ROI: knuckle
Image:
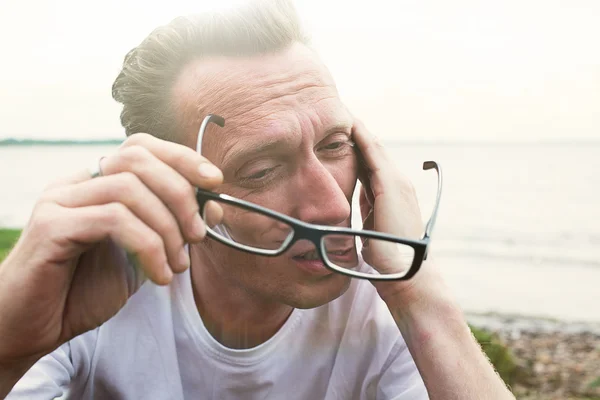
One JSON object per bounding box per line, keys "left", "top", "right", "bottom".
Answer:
{"left": 171, "top": 150, "right": 188, "bottom": 166}
{"left": 113, "top": 172, "right": 141, "bottom": 194}
{"left": 118, "top": 144, "right": 152, "bottom": 166}
{"left": 154, "top": 215, "right": 179, "bottom": 238}
{"left": 37, "top": 187, "right": 60, "bottom": 204}
{"left": 170, "top": 181, "right": 195, "bottom": 205}
{"left": 168, "top": 149, "right": 198, "bottom": 175}
{"left": 105, "top": 202, "right": 130, "bottom": 223}
{"left": 29, "top": 203, "right": 62, "bottom": 235}
{"left": 122, "top": 132, "right": 153, "bottom": 147}
{"left": 140, "top": 234, "right": 164, "bottom": 257}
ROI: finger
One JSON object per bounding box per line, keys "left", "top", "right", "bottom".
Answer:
{"left": 46, "top": 131, "right": 223, "bottom": 192}
{"left": 44, "top": 169, "right": 100, "bottom": 191}
{"left": 50, "top": 172, "right": 189, "bottom": 273}
{"left": 66, "top": 203, "right": 172, "bottom": 285}
{"left": 351, "top": 118, "right": 398, "bottom": 196}
{"left": 351, "top": 118, "right": 391, "bottom": 173}
{"left": 45, "top": 156, "right": 112, "bottom": 190}
{"left": 203, "top": 200, "right": 223, "bottom": 228}
{"left": 120, "top": 133, "right": 223, "bottom": 188}
{"left": 100, "top": 145, "right": 208, "bottom": 242}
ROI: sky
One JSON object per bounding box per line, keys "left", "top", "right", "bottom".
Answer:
{"left": 0, "top": 0, "right": 598, "bottom": 142}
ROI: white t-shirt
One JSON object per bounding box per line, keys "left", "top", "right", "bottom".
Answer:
{"left": 8, "top": 264, "right": 428, "bottom": 400}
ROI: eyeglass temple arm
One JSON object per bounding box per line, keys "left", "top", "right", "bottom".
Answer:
{"left": 421, "top": 161, "right": 442, "bottom": 259}
{"left": 195, "top": 114, "right": 225, "bottom": 200}
{"left": 196, "top": 114, "right": 225, "bottom": 155}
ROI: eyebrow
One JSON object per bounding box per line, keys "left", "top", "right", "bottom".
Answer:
{"left": 221, "top": 123, "right": 352, "bottom": 168}
{"left": 322, "top": 123, "right": 352, "bottom": 138}
{"left": 221, "top": 137, "right": 288, "bottom": 169}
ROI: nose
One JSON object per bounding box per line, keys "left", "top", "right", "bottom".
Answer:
{"left": 290, "top": 157, "right": 352, "bottom": 227}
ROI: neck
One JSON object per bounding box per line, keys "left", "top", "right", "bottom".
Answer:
{"left": 189, "top": 244, "right": 293, "bottom": 349}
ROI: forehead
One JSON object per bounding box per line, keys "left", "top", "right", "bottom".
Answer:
{"left": 172, "top": 43, "right": 350, "bottom": 158}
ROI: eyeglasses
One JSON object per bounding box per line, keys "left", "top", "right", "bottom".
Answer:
{"left": 194, "top": 114, "right": 442, "bottom": 281}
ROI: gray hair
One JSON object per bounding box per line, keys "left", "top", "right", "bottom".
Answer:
{"left": 111, "top": 0, "right": 309, "bottom": 142}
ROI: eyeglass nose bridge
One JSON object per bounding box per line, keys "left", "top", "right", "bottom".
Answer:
{"left": 286, "top": 225, "right": 325, "bottom": 253}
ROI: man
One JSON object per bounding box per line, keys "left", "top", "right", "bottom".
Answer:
{"left": 0, "top": 1, "right": 514, "bottom": 399}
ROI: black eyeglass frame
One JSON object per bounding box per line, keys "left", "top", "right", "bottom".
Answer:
{"left": 195, "top": 114, "right": 443, "bottom": 281}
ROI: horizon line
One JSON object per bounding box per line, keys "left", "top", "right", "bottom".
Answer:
{"left": 1, "top": 137, "right": 600, "bottom": 146}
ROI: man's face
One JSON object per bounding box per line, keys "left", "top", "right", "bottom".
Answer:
{"left": 174, "top": 43, "right": 358, "bottom": 308}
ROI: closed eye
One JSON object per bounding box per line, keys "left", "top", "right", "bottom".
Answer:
{"left": 245, "top": 167, "right": 277, "bottom": 180}
{"left": 318, "top": 139, "right": 355, "bottom": 153}
{"left": 323, "top": 141, "right": 346, "bottom": 150}
{"left": 237, "top": 165, "right": 282, "bottom": 189}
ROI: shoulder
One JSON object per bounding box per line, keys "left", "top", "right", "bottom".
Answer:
{"left": 9, "top": 274, "right": 177, "bottom": 397}
{"left": 70, "top": 276, "right": 175, "bottom": 363}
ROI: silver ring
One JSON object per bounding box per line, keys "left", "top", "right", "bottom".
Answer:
{"left": 88, "top": 157, "right": 105, "bottom": 179}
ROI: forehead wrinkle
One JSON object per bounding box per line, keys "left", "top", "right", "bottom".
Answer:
{"left": 210, "top": 65, "right": 334, "bottom": 121}
{"left": 208, "top": 85, "right": 337, "bottom": 166}
{"left": 216, "top": 93, "right": 350, "bottom": 165}
{"left": 183, "top": 56, "right": 333, "bottom": 122}
{"left": 172, "top": 45, "right": 341, "bottom": 155}
{"left": 239, "top": 85, "right": 335, "bottom": 122}
{"left": 219, "top": 117, "right": 300, "bottom": 167}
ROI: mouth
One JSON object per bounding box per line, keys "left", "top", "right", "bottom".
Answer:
{"left": 290, "top": 248, "right": 329, "bottom": 276}
{"left": 291, "top": 247, "right": 356, "bottom": 276}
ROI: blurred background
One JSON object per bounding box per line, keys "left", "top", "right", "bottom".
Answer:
{"left": 1, "top": 0, "right": 599, "bottom": 397}
{"left": 1, "top": 0, "right": 598, "bottom": 322}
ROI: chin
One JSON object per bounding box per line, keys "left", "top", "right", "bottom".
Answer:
{"left": 282, "top": 273, "right": 352, "bottom": 309}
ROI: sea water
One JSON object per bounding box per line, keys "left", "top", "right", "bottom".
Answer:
{"left": 1, "top": 143, "right": 599, "bottom": 322}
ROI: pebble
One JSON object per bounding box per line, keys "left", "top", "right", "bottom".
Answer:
{"left": 468, "top": 313, "right": 600, "bottom": 399}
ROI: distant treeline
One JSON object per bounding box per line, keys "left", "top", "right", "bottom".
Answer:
{"left": 0, "top": 138, "right": 124, "bottom": 146}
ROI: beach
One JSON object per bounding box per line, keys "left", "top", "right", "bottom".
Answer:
{"left": 468, "top": 313, "right": 600, "bottom": 399}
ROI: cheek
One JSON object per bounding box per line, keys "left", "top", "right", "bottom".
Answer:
{"left": 221, "top": 207, "right": 292, "bottom": 247}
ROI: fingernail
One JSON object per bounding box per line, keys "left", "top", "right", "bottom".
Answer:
{"left": 198, "top": 163, "right": 222, "bottom": 179}
{"left": 192, "top": 214, "right": 206, "bottom": 239}
{"left": 179, "top": 247, "right": 190, "bottom": 270}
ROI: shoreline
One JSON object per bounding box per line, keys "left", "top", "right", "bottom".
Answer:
{"left": 466, "top": 312, "right": 600, "bottom": 335}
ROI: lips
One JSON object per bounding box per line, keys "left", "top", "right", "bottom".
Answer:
{"left": 282, "top": 233, "right": 357, "bottom": 275}
{"left": 292, "top": 247, "right": 352, "bottom": 260}
{"left": 291, "top": 244, "right": 356, "bottom": 276}
{"left": 293, "top": 249, "right": 321, "bottom": 260}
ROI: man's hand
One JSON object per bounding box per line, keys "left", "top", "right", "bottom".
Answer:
{"left": 351, "top": 119, "right": 515, "bottom": 400}
{"left": 0, "top": 134, "right": 222, "bottom": 391}
{"left": 351, "top": 118, "right": 441, "bottom": 301}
